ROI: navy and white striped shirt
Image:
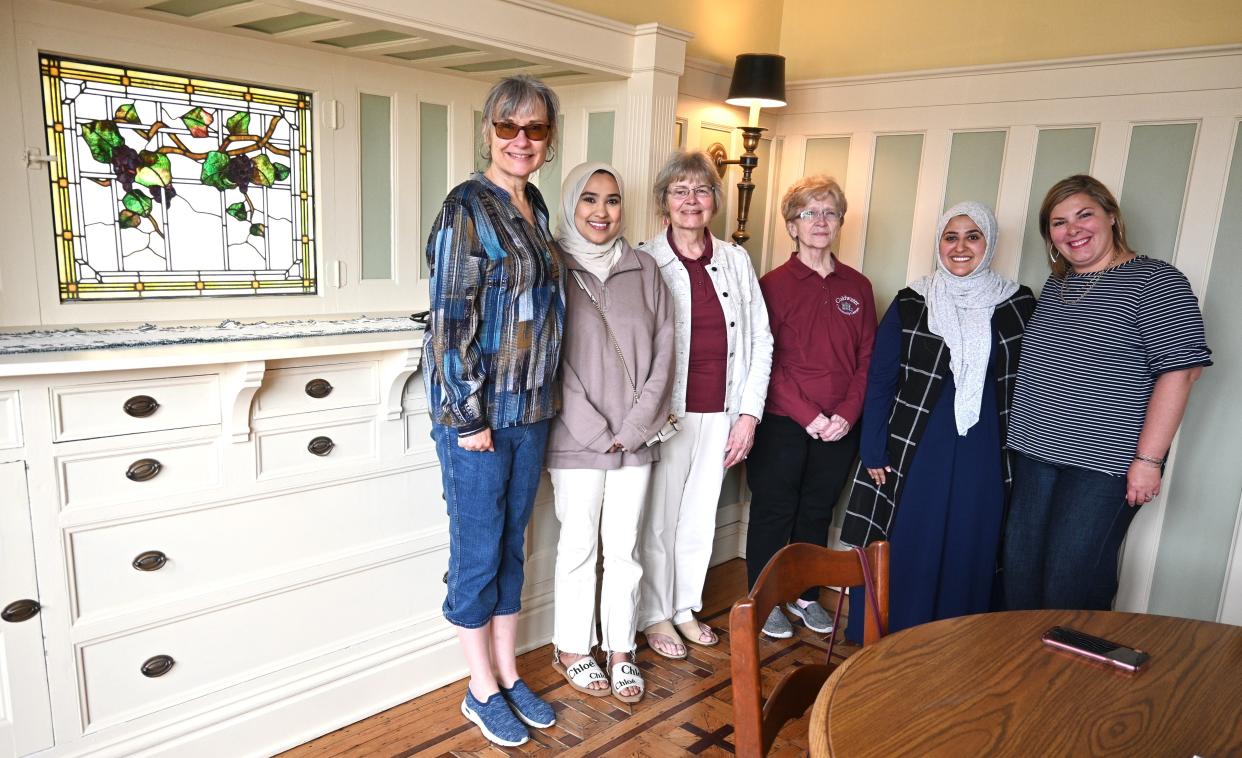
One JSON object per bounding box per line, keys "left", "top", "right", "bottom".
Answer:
{"left": 1008, "top": 256, "right": 1211, "bottom": 476}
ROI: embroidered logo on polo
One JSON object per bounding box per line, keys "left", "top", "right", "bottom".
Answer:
{"left": 836, "top": 295, "right": 861, "bottom": 316}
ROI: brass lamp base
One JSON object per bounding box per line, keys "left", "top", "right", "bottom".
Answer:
{"left": 706, "top": 126, "right": 765, "bottom": 246}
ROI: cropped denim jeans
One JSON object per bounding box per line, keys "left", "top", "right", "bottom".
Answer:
{"left": 1001, "top": 452, "right": 1135, "bottom": 611}
{"left": 433, "top": 420, "right": 550, "bottom": 628}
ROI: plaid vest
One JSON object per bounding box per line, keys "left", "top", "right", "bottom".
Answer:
{"left": 841, "top": 286, "right": 1036, "bottom": 547}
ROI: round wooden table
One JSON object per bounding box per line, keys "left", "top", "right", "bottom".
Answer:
{"left": 810, "top": 610, "right": 1242, "bottom": 757}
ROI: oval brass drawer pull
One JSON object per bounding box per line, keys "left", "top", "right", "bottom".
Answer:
{"left": 2, "top": 599, "right": 40, "bottom": 623}
{"left": 126, "top": 458, "right": 163, "bottom": 482}
{"left": 132, "top": 550, "right": 168, "bottom": 572}
{"left": 307, "top": 436, "right": 335, "bottom": 456}
{"left": 305, "top": 378, "right": 334, "bottom": 399}
{"left": 123, "top": 395, "right": 160, "bottom": 418}
{"left": 140, "top": 655, "right": 175, "bottom": 678}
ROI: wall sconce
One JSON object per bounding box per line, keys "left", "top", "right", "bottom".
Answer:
{"left": 706, "top": 53, "right": 786, "bottom": 246}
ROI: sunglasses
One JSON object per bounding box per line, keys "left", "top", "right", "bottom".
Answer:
{"left": 492, "top": 121, "right": 551, "bottom": 141}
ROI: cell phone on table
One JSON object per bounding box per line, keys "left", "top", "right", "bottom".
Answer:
{"left": 1041, "top": 626, "right": 1150, "bottom": 672}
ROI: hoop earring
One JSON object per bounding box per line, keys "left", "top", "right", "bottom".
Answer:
{"left": 1046, "top": 244, "right": 1062, "bottom": 264}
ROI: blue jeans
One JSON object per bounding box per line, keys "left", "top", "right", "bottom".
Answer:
{"left": 1001, "top": 452, "right": 1135, "bottom": 610}
{"left": 433, "top": 420, "right": 550, "bottom": 628}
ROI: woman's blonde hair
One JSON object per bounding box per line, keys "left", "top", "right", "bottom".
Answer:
{"left": 780, "top": 175, "right": 847, "bottom": 223}
{"left": 1038, "top": 174, "right": 1131, "bottom": 279}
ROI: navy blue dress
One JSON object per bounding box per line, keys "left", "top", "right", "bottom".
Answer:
{"left": 846, "top": 305, "right": 1004, "bottom": 643}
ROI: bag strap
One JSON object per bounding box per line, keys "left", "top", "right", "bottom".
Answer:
{"left": 570, "top": 270, "right": 640, "bottom": 405}
{"left": 824, "top": 546, "right": 887, "bottom": 664}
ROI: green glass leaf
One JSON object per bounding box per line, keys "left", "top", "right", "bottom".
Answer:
{"left": 122, "top": 189, "right": 153, "bottom": 216}
{"left": 225, "top": 111, "right": 250, "bottom": 135}
{"left": 135, "top": 151, "right": 172, "bottom": 187}
{"left": 81, "top": 120, "right": 124, "bottom": 163}
{"left": 251, "top": 154, "right": 276, "bottom": 188}
{"left": 115, "top": 103, "right": 140, "bottom": 124}
{"left": 181, "top": 106, "right": 214, "bottom": 138}
{"left": 226, "top": 202, "right": 248, "bottom": 222}
{"left": 118, "top": 209, "right": 141, "bottom": 229}
{"left": 201, "top": 150, "right": 235, "bottom": 191}
{"left": 249, "top": 223, "right": 266, "bottom": 238}
{"left": 273, "top": 162, "right": 291, "bottom": 182}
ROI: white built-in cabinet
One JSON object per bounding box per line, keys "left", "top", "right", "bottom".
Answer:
{"left": 0, "top": 332, "right": 488, "bottom": 758}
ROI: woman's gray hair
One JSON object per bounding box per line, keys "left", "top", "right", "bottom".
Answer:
{"left": 479, "top": 74, "right": 560, "bottom": 163}
{"left": 652, "top": 151, "right": 723, "bottom": 220}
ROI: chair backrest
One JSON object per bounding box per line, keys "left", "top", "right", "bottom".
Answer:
{"left": 729, "top": 541, "right": 889, "bottom": 757}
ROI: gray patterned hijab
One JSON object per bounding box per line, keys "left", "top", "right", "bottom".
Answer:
{"left": 910, "top": 201, "right": 1018, "bottom": 435}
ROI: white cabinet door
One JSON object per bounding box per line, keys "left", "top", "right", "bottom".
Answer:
{"left": 0, "top": 461, "right": 53, "bottom": 758}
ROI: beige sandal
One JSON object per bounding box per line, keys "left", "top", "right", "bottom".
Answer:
{"left": 675, "top": 618, "right": 719, "bottom": 648}
{"left": 642, "top": 621, "right": 687, "bottom": 660}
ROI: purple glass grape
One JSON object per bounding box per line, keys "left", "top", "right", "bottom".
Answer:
{"left": 112, "top": 145, "right": 140, "bottom": 192}
{"left": 226, "top": 154, "right": 254, "bottom": 194}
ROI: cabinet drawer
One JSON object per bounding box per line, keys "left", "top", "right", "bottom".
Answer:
{"left": 52, "top": 375, "right": 220, "bottom": 442}
{"left": 256, "top": 418, "right": 376, "bottom": 479}
{"left": 253, "top": 361, "right": 378, "bottom": 418}
{"left": 58, "top": 439, "right": 221, "bottom": 511}
{"left": 78, "top": 556, "right": 427, "bottom": 728}
{"left": 0, "top": 389, "right": 21, "bottom": 449}
{"left": 68, "top": 470, "right": 424, "bottom": 619}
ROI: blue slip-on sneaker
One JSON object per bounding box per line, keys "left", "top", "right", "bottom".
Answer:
{"left": 461, "top": 688, "right": 529, "bottom": 747}
{"left": 500, "top": 678, "right": 556, "bottom": 728}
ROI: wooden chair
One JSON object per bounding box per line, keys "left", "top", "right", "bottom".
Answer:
{"left": 729, "top": 541, "right": 889, "bottom": 757}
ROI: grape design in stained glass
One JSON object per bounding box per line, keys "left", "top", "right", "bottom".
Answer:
{"left": 40, "top": 55, "right": 317, "bottom": 300}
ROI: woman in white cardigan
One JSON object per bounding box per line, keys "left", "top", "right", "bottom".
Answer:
{"left": 636, "top": 151, "right": 773, "bottom": 659}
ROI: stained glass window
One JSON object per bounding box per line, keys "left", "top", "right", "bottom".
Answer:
{"left": 40, "top": 55, "right": 317, "bottom": 301}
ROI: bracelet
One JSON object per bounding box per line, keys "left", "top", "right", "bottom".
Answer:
{"left": 1133, "top": 453, "right": 1165, "bottom": 467}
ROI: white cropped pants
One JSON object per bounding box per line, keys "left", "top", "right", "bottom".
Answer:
{"left": 550, "top": 464, "right": 652, "bottom": 655}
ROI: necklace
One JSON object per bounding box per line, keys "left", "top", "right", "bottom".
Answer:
{"left": 1058, "top": 250, "right": 1122, "bottom": 305}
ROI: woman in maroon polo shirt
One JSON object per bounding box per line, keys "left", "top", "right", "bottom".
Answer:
{"left": 746, "top": 175, "right": 877, "bottom": 639}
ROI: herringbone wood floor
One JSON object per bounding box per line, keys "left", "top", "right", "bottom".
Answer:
{"left": 279, "top": 559, "right": 858, "bottom": 756}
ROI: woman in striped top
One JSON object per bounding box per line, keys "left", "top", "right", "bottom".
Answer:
{"left": 1003, "top": 174, "right": 1212, "bottom": 611}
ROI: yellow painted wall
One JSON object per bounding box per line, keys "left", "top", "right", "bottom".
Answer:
{"left": 550, "top": 0, "right": 783, "bottom": 65}
{"left": 553, "top": 0, "right": 1242, "bottom": 79}
{"left": 781, "top": 0, "right": 1242, "bottom": 79}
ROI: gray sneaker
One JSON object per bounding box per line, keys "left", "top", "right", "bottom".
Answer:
{"left": 761, "top": 606, "right": 794, "bottom": 639}
{"left": 786, "top": 600, "right": 834, "bottom": 634}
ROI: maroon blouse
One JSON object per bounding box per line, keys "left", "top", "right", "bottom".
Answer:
{"left": 669, "top": 227, "right": 727, "bottom": 413}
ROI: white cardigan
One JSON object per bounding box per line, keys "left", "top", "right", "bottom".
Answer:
{"left": 638, "top": 230, "right": 773, "bottom": 421}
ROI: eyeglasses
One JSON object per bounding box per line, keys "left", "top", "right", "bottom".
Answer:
{"left": 796, "top": 209, "right": 841, "bottom": 222}
{"left": 667, "top": 186, "right": 713, "bottom": 201}
{"left": 492, "top": 121, "right": 551, "bottom": 141}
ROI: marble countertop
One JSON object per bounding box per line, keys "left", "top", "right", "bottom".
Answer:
{"left": 0, "top": 316, "right": 426, "bottom": 377}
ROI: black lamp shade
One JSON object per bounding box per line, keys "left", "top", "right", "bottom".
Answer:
{"left": 725, "top": 54, "right": 786, "bottom": 108}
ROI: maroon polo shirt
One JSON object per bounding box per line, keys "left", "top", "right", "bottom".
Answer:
{"left": 669, "top": 227, "right": 727, "bottom": 413}
{"left": 759, "top": 252, "right": 877, "bottom": 427}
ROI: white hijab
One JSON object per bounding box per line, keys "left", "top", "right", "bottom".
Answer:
{"left": 556, "top": 162, "right": 625, "bottom": 283}
{"left": 909, "top": 201, "right": 1019, "bottom": 435}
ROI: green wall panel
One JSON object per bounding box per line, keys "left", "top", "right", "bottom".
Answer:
{"left": 1148, "top": 125, "right": 1242, "bottom": 621}
{"left": 586, "top": 111, "right": 615, "bottom": 164}
{"left": 1121, "top": 123, "right": 1198, "bottom": 261}
{"left": 1017, "top": 127, "right": 1096, "bottom": 292}
{"left": 863, "top": 134, "right": 924, "bottom": 316}
{"left": 943, "top": 130, "right": 1006, "bottom": 212}
{"left": 804, "top": 137, "right": 850, "bottom": 186}
{"left": 418, "top": 101, "right": 449, "bottom": 279}
{"left": 534, "top": 115, "right": 565, "bottom": 232}
{"left": 360, "top": 93, "right": 393, "bottom": 281}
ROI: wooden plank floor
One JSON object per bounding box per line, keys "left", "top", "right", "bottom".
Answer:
{"left": 280, "top": 559, "right": 860, "bottom": 757}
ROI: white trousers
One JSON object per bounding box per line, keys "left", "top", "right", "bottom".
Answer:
{"left": 550, "top": 464, "right": 652, "bottom": 655}
{"left": 637, "top": 412, "right": 730, "bottom": 629}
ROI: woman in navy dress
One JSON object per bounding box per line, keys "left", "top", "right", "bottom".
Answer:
{"left": 841, "top": 201, "right": 1035, "bottom": 642}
